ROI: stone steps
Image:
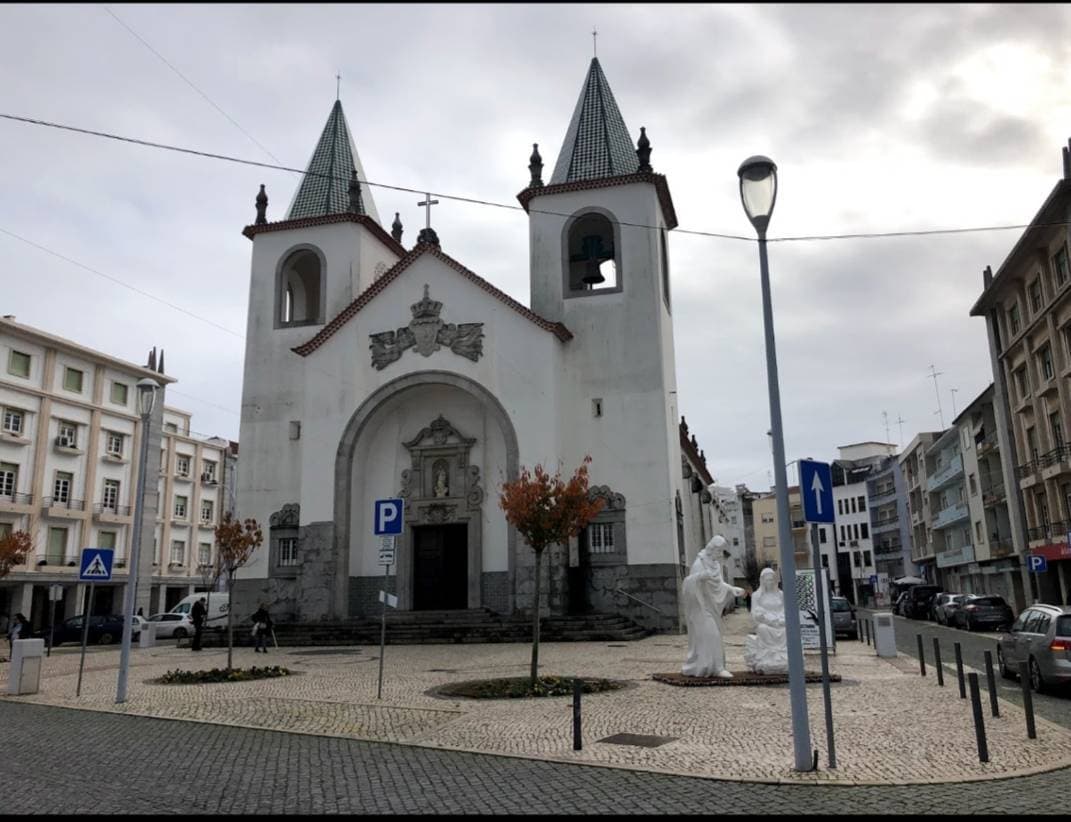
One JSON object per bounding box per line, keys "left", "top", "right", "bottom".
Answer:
{"left": 199, "top": 610, "right": 650, "bottom": 647}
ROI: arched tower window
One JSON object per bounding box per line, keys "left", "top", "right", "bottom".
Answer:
{"left": 277, "top": 248, "right": 324, "bottom": 327}
{"left": 565, "top": 211, "right": 620, "bottom": 296}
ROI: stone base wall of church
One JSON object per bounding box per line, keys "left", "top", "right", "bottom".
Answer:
{"left": 349, "top": 575, "right": 398, "bottom": 618}
{"left": 587, "top": 563, "right": 682, "bottom": 634}
{"left": 231, "top": 522, "right": 337, "bottom": 624}
{"left": 480, "top": 572, "right": 511, "bottom": 614}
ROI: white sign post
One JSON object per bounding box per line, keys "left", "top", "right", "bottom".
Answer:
{"left": 373, "top": 498, "right": 403, "bottom": 701}
{"left": 46, "top": 584, "right": 63, "bottom": 658}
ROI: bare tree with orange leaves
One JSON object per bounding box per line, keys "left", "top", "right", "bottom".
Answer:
{"left": 499, "top": 457, "right": 605, "bottom": 685}
{"left": 214, "top": 512, "right": 263, "bottom": 670}
{"left": 0, "top": 529, "right": 32, "bottom": 580}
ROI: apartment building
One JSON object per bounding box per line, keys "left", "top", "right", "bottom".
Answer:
{"left": 0, "top": 317, "right": 172, "bottom": 630}
{"left": 752, "top": 486, "right": 825, "bottom": 573}
{"left": 830, "top": 442, "right": 896, "bottom": 601}
{"left": 926, "top": 426, "right": 974, "bottom": 587}
{"left": 900, "top": 432, "right": 942, "bottom": 582}
{"left": 970, "top": 139, "right": 1071, "bottom": 608}
{"left": 712, "top": 484, "right": 748, "bottom": 587}
{"left": 151, "top": 407, "right": 238, "bottom": 613}
{"left": 865, "top": 455, "right": 914, "bottom": 584}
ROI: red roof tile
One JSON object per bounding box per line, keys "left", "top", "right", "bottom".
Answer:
{"left": 292, "top": 243, "right": 572, "bottom": 357}
{"left": 516, "top": 172, "right": 678, "bottom": 230}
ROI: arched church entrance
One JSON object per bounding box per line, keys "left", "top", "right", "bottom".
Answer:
{"left": 333, "top": 371, "right": 519, "bottom": 619}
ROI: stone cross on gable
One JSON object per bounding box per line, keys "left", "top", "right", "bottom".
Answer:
{"left": 418, "top": 193, "right": 440, "bottom": 229}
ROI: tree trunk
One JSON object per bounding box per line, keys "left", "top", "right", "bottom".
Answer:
{"left": 226, "top": 570, "right": 234, "bottom": 671}
{"left": 530, "top": 547, "right": 543, "bottom": 686}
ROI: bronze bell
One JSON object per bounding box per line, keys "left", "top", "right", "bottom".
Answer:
{"left": 580, "top": 234, "right": 607, "bottom": 285}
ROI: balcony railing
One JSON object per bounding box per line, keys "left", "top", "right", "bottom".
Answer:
{"left": 1018, "top": 459, "right": 1040, "bottom": 480}
{"left": 927, "top": 455, "right": 964, "bottom": 493}
{"left": 932, "top": 501, "right": 969, "bottom": 530}
{"left": 976, "top": 431, "right": 999, "bottom": 455}
{"left": 0, "top": 492, "right": 34, "bottom": 505}
{"left": 1038, "top": 444, "right": 1071, "bottom": 471}
{"left": 93, "top": 503, "right": 131, "bottom": 516}
{"left": 1027, "top": 520, "right": 1069, "bottom": 543}
{"left": 874, "top": 541, "right": 903, "bottom": 556}
{"left": 41, "top": 497, "right": 84, "bottom": 511}
{"left": 989, "top": 539, "right": 1015, "bottom": 558}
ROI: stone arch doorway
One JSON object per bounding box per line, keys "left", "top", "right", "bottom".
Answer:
{"left": 333, "top": 371, "right": 520, "bottom": 619}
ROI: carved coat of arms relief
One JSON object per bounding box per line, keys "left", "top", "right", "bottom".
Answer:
{"left": 369, "top": 284, "right": 484, "bottom": 370}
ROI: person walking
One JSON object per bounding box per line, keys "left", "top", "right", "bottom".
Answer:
{"left": 190, "top": 597, "right": 207, "bottom": 651}
{"left": 251, "top": 603, "right": 272, "bottom": 654}
{"left": 7, "top": 613, "right": 29, "bottom": 656}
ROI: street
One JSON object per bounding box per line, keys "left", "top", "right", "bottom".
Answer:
{"left": 862, "top": 610, "right": 1071, "bottom": 730}
{"left": 1, "top": 700, "right": 1065, "bottom": 815}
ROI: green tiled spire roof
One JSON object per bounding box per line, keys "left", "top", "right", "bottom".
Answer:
{"left": 550, "top": 58, "right": 639, "bottom": 185}
{"left": 286, "top": 100, "right": 380, "bottom": 223}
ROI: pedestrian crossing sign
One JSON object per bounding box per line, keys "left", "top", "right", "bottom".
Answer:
{"left": 79, "top": 548, "right": 115, "bottom": 581}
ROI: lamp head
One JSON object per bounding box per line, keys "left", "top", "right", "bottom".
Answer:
{"left": 737, "top": 155, "right": 778, "bottom": 236}
{"left": 136, "top": 377, "right": 160, "bottom": 418}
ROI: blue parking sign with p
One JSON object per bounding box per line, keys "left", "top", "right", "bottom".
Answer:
{"left": 1028, "top": 554, "right": 1048, "bottom": 573}
{"left": 374, "top": 498, "right": 404, "bottom": 536}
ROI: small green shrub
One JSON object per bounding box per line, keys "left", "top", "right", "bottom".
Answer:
{"left": 435, "top": 675, "right": 623, "bottom": 699}
{"left": 155, "top": 665, "right": 291, "bottom": 685}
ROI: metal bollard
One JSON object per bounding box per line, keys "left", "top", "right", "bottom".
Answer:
{"left": 932, "top": 637, "right": 944, "bottom": 686}
{"left": 573, "top": 678, "right": 582, "bottom": 751}
{"left": 984, "top": 651, "right": 1000, "bottom": 718}
{"left": 865, "top": 618, "right": 871, "bottom": 646}
{"left": 954, "top": 642, "right": 966, "bottom": 699}
{"left": 968, "top": 673, "right": 989, "bottom": 763}
{"left": 1019, "top": 661, "right": 1037, "bottom": 740}
{"left": 917, "top": 634, "right": 926, "bottom": 676}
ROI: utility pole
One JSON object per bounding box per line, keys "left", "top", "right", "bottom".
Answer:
{"left": 928, "top": 365, "right": 945, "bottom": 428}
{"left": 896, "top": 415, "right": 906, "bottom": 448}
{"left": 883, "top": 411, "right": 891, "bottom": 443}
{"left": 950, "top": 388, "right": 959, "bottom": 419}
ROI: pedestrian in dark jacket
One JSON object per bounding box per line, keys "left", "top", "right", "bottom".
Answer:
{"left": 191, "top": 597, "right": 207, "bottom": 651}
{"left": 251, "top": 604, "right": 273, "bottom": 653}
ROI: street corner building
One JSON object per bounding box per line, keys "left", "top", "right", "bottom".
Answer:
{"left": 231, "top": 58, "right": 727, "bottom": 632}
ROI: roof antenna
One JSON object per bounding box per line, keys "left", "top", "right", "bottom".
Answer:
{"left": 592, "top": 27, "right": 597, "bottom": 57}
{"left": 336, "top": 72, "right": 341, "bottom": 101}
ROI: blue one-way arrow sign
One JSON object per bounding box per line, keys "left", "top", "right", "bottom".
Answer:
{"left": 799, "top": 459, "right": 834, "bottom": 524}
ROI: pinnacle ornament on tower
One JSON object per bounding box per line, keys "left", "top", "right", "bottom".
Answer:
{"left": 391, "top": 212, "right": 404, "bottom": 244}
{"left": 636, "top": 127, "right": 652, "bottom": 173}
{"left": 255, "top": 184, "right": 268, "bottom": 225}
{"left": 529, "top": 143, "right": 543, "bottom": 188}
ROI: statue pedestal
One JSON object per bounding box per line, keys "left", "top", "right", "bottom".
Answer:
{"left": 653, "top": 671, "right": 841, "bottom": 687}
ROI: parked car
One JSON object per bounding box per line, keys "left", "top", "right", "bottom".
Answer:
{"left": 952, "top": 595, "right": 1014, "bottom": 631}
{"left": 933, "top": 593, "right": 973, "bottom": 625}
{"left": 830, "top": 596, "right": 858, "bottom": 639}
{"left": 148, "top": 612, "right": 194, "bottom": 639}
{"left": 997, "top": 604, "right": 1071, "bottom": 693}
{"left": 902, "top": 585, "right": 942, "bottom": 619}
{"left": 169, "top": 593, "right": 229, "bottom": 631}
{"left": 40, "top": 614, "right": 135, "bottom": 647}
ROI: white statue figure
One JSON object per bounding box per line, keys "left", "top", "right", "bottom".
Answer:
{"left": 681, "top": 536, "right": 746, "bottom": 678}
{"left": 434, "top": 468, "right": 449, "bottom": 498}
{"left": 743, "top": 567, "right": 789, "bottom": 675}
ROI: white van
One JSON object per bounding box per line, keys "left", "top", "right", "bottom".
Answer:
{"left": 169, "top": 593, "right": 229, "bottom": 631}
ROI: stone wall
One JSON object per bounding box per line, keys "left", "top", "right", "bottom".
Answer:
{"left": 349, "top": 575, "right": 397, "bottom": 618}
{"left": 587, "top": 563, "right": 681, "bottom": 633}
{"left": 480, "top": 572, "right": 510, "bottom": 614}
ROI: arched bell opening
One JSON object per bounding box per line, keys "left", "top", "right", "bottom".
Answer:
{"left": 565, "top": 211, "right": 619, "bottom": 293}
{"left": 276, "top": 246, "right": 326, "bottom": 327}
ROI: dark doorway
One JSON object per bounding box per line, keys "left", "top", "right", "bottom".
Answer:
{"left": 412, "top": 524, "right": 468, "bottom": 610}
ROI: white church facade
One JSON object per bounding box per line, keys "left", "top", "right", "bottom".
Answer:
{"left": 232, "top": 58, "right": 714, "bottom": 631}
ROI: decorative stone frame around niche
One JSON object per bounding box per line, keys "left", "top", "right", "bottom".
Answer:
{"left": 268, "top": 503, "right": 300, "bottom": 579}
{"left": 395, "top": 415, "right": 486, "bottom": 609}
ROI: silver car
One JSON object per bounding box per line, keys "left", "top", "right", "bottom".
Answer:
{"left": 997, "top": 604, "right": 1071, "bottom": 693}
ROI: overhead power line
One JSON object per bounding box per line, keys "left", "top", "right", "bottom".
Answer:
{"left": 1, "top": 112, "right": 1063, "bottom": 244}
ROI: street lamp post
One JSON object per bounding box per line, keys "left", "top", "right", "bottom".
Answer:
{"left": 738, "top": 155, "right": 814, "bottom": 771}
{"left": 116, "top": 377, "right": 160, "bottom": 704}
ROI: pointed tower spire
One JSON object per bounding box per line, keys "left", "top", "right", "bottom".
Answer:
{"left": 158, "top": 349, "right": 165, "bottom": 374}
{"left": 147, "top": 347, "right": 157, "bottom": 371}
{"left": 528, "top": 143, "right": 544, "bottom": 188}
{"left": 255, "top": 184, "right": 268, "bottom": 224}
{"left": 636, "top": 126, "right": 652, "bottom": 173}
{"left": 550, "top": 58, "right": 639, "bottom": 185}
{"left": 391, "top": 212, "right": 404, "bottom": 245}
{"left": 286, "top": 100, "right": 380, "bottom": 223}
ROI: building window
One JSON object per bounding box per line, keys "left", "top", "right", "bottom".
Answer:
{"left": 853, "top": 523, "right": 860, "bottom": 540}
{"left": 860, "top": 523, "right": 869, "bottom": 539}
{"left": 110, "top": 382, "right": 129, "bottom": 405}
{"left": 198, "top": 542, "right": 212, "bottom": 567}
{"left": 278, "top": 537, "right": 299, "bottom": 567}
{"left": 63, "top": 367, "right": 84, "bottom": 393}
{"left": 837, "top": 499, "right": 843, "bottom": 515}
{"left": 1039, "top": 345, "right": 1055, "bottom": 381}
{"left": 200, "top": 499, "right": 214, "bottom": 524}
{"left": 176, "top": 455, "right": 190, "bottom": 477}
{"left": 53, "top": 471, "right": 72, "bottom": 503}
{"left": 819, "top": 528, "right": 827, "bottom": 544}
{"left": 164, "top": 422, "right": 178, "bottom": 433}
{"left": 47, "top": 527, "right": 67, "bottom": 563}
{"left": 106, "top": 431, "right": 124, "bottom": 457}
{"left": 170, "top": 540, "right": 185, "bottom": 565}
{"left": 57, "top": 421, "right": 77, "bottom": 449}
{"left": 278, "top": 248, "right": 325, "bottom": 325}
{"left": 174, "top": 495, "right": 187, "bottom": 519}
{"left": 1015, "top": 367, "right": 1029, "bottom": 402}
{"left": 863, "top": 550, "right": 872, "bottom": 566}
{"left": 2, "top": 407, "right": 24, "bottom": 435}
{"left": 821, "top": 554, "right": 829, "bottom": 568}
{"left": 1030, "top": 278, "right": 1045, "bottom": 313}
{"left": 7, "top": 350, "right": 30, "bottom": 378}
{"left": 1051, "top": 411, "right": 1064, "bottom": 450}
{"left": 102, "top": 479, "right": 120, "bottom": 510}
{"left": 588, "top": 522, "right": 615, "bottom": 554}
{"left": 974, "top": 521, "right": 983, "bottom": 543}
{"left": 97, "top": 530, "right": 117, "bottom": 550}
{"left": 763, "top": 536, "right": 776, "bottom": 548}
{"left": 853, "top": 552, "right": 861, "bottom": 567}
{"left": 969, "top": 473, "right": 977, "bottom": 495}
{"left": 857, "top": 495, "right": 866, "bottom": 511}
{"left": 0, "top": 462, "right": 17, "bottom": 497}
{"left": 1027, "top": 427, "right": 1039, "bottom": 462}
{"left": 1055, "top": 246, "right": 1070, "bottom": 287}
{"left": 201, "top": 460, "right": 217, "bottom": 482}
{"left": 1009, "top": 302, "right": 1021, "bottom": 336}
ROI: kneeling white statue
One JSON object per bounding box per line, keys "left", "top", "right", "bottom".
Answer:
{"left": 743, "top": 567, "right": 789, "bottom": 675}
{"left": 681, "top": 536, "right": 746, "bottom": 679}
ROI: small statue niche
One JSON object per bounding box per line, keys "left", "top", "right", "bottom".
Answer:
{"left": 433, "top": 459, "right": 450, "bottom": 498}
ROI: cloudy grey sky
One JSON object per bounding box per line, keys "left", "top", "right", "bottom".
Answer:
{"left": 3, "top": 3, "right": 1070, "bottom": 489}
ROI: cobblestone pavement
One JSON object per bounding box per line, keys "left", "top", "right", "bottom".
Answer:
{"left": 1, "top": 701, "right": 1064, "bottom": 814}
{"left": 4, "top": 611, "right": 1071, "bottom": 786}
{"left": 863, "top": 609, "right": 1071, "bottom": 730}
